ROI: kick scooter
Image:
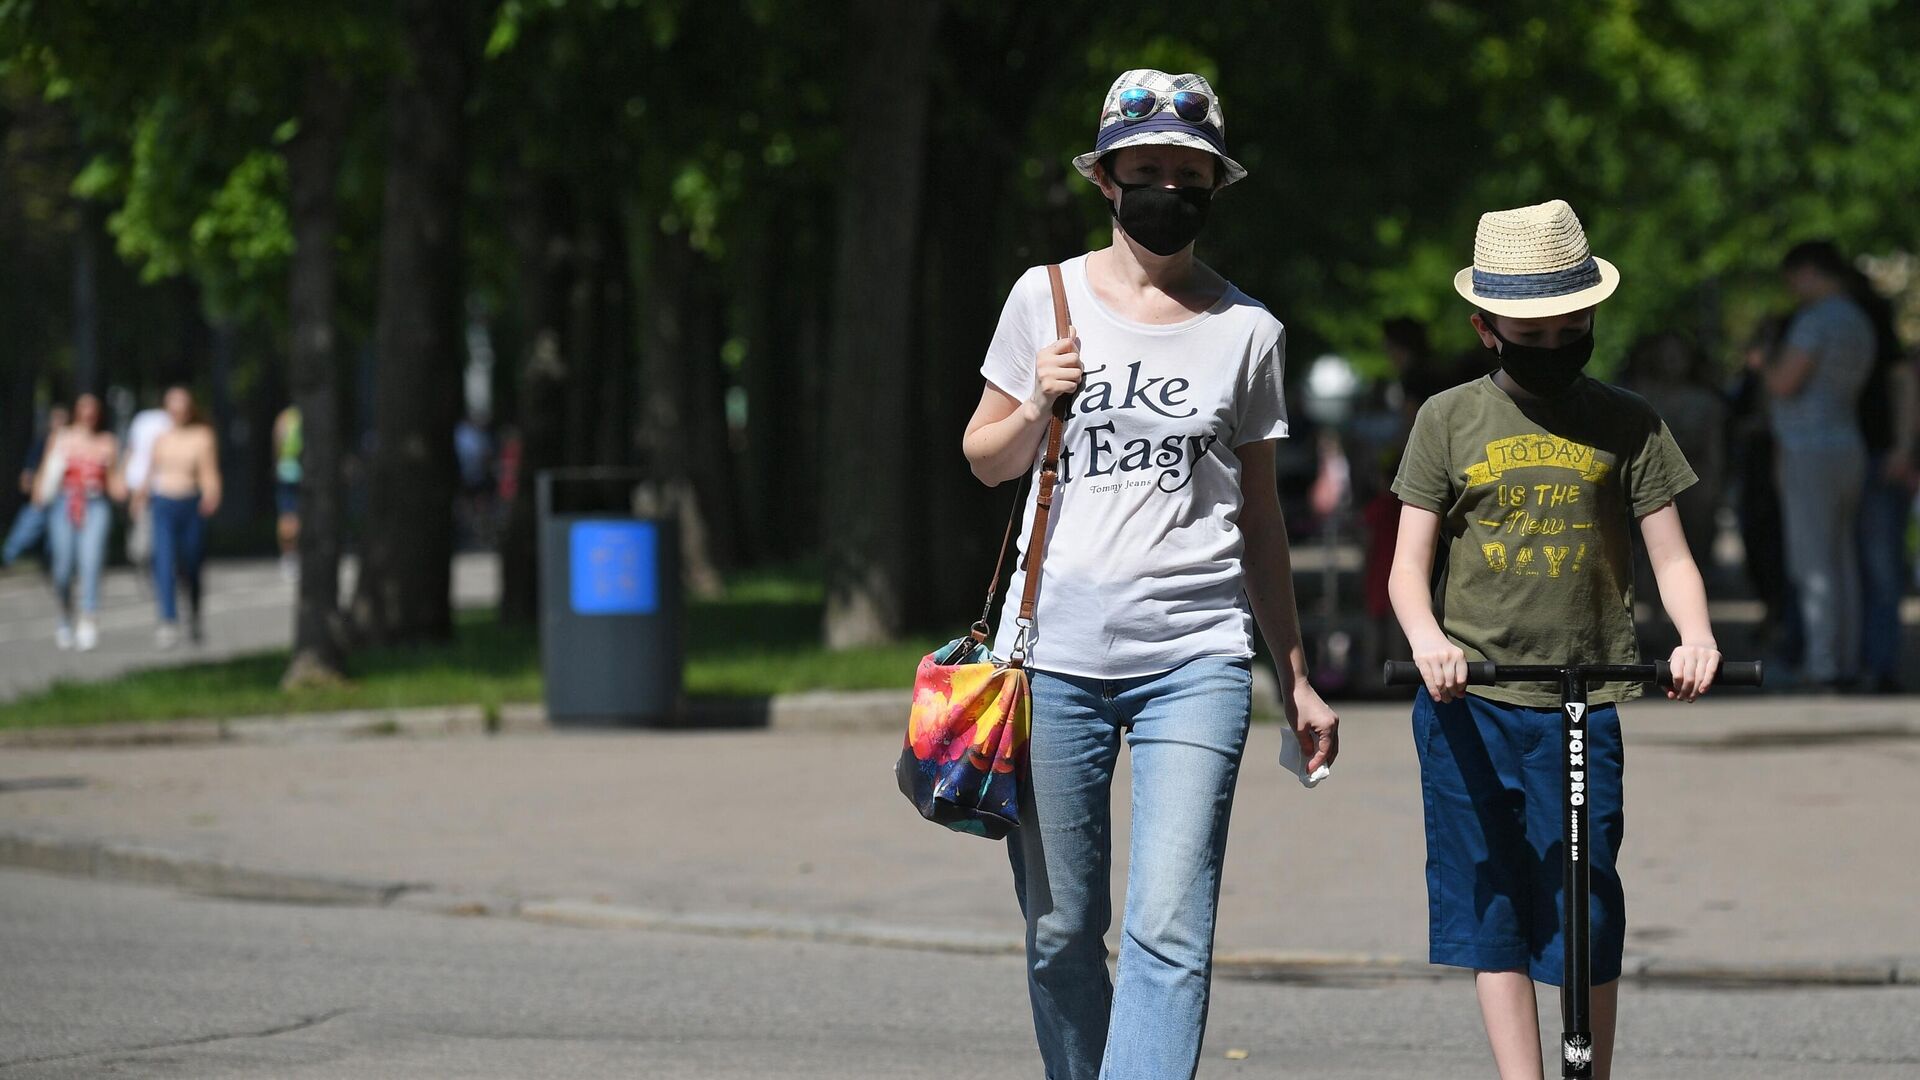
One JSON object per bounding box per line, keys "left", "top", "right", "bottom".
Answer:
{"left": 1384, "top": 658, "right": 1764, "bottom": 1078}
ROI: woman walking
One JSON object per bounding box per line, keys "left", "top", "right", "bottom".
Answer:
{"left": 961, "top": 70, "right": 1338, "bottom": 1080}
{"left": 144, "top": 385, "right": 222, "bottom": 647}
{"left": 35, "top": 393, "right": 119, "bottom": 651}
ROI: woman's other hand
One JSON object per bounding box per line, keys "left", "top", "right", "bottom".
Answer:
{"left": 1285, "top": 678, "right": 1340, "bottom": 773}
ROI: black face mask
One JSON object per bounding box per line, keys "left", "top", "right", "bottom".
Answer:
{"left": 1109, "top": 179, "right": 1212, "bottom": 257}
{"left": 1488, "top": 320, "right": 1595, "bottom": 397}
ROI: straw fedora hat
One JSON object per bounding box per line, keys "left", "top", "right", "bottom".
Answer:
{"left": 1071, "top": 69, "right": 1247, "bottom": 188}
{"left": 1453, "top": 199, "right": 1620, "bottom": 319}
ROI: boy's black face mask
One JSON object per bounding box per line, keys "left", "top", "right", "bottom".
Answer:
{"left": 1488, "top": 319, "right": 1595, "bottom": 397}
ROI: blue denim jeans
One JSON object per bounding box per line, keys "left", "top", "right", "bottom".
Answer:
{"left": 48, "top": 497, "right": 110, "bottom": 616}
{"left": 149, "top": 494, "right": 208, "bottom": 624}
{"left": 1008, "top": 655, "right": 1252, "bottom": 1080}
{"left": 1, "top": 500, "right": 48, "bottom": 564}
{"left": 1777, "top": 441, "right": 1866, "bottom": 683}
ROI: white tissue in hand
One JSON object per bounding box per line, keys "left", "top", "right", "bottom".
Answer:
{"left": 1279, "top": 730, "right": 1332, "bottom": 788}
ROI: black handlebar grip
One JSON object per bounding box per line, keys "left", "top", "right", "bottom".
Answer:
{"left": 1382, "top": 660, "right": 1499, "bottom": 685}
{"left": 1715, "top": 660, "right": 1764, "bottom": 686}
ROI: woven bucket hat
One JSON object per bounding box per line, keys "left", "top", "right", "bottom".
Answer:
{"left": 1453, "top": 199, "right": 1620, "bottom": 318}
{"left": 1071, "top": 69, "right": 1247, "bottom": 188}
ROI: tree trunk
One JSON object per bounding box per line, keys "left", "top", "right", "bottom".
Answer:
{"left": 820, "top": 0, "right": 940, "bottom": 647}
{"left": 351, "top": 0, "right": 471, "bottom": 643}
{"left": 563, "top": 208, "right": 605, "bottom": 470}
{"left": 636, "top": 224, "right": 726, "bottom": 598}
{"left": 282, "top": 62, "right": 350, "bottom": 688}
{"left": 911, "top": 138, "right": 1010, "bottom": 631}
{"left": 70, "top": 201, "right": 101, "bottom": 395}
{"left": 498, "top": 174, "right": 573, "bottom": 626}
{"left": 594, "top": 206, "right": 632, "bottom": 472}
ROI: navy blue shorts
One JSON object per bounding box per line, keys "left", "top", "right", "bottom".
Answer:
{"left": 275, "top": 481, "right": 300, "bottom": 517}
{"left": 1412, "top": 687, "right": 1626, "bottom": 986}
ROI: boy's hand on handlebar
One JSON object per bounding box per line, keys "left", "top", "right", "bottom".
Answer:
{"left": 1411, "top": 634, "right": 1468, "bottom": 703}
{"left": 1666, "top": 643, "right": 1721, "bottom": 702}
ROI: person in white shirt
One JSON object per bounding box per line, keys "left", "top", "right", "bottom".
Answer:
{"left": 961, "top": 69, "right": 1338, "bottom": 1080}
{"left": 120, "top": 402, "right": 175, "bottom": 579}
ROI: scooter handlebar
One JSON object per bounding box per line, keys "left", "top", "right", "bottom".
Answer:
{"left": 1381, "top": 659, "right": 1764, "bottom": 688}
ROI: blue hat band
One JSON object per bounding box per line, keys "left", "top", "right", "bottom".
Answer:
{"left": 1093, "top": 114, "right": 1227, "bottom": 157}
{"left": 1471, "top": 257, "right": 1602, "bottom": 300}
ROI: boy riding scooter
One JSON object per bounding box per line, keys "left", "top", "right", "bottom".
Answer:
{"left": 1387, "top": 200, "right": 1725, "bottom": 1079}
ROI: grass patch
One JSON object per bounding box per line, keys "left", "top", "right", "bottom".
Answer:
{"left": 0, "top": 569, "right": 938, "bottom": 729}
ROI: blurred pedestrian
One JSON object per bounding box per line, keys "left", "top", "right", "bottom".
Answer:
{"left": 454, "top": 411, "right": 495, "bottom": 549}
{"left": 1, "top": 404, "right": 66, "bottom": 566}
{"left": 273, "top": 404, "right": 302, "bottom": 581}
{"left": 35, "top": 393, "right": 119, "bottom": 650}
{"left": 120, "top": 396, "right": 175, "bottom": 581}
{"left": 1847, "top": 268, "right": 1914, "bottom": 693}
{"left": 961, "top": 69, "right": 1337, "bottom": 1080}
{"left": 1759, "top": 241, "right": 1875, "bottom": 688}
{"left": 1624, "top": 333, "right": 1726, "bottom": 572}
{"left": 1728, "top": 317, "right": 1798, "bottom": 658}
{"left": 143, "top": 386, "right": 221, "bottom": 648}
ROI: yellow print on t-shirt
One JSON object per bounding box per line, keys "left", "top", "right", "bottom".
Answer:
{"left": 1463, "top": 434, "right": 1613, "bottom": 488}
{"left": 1473, "top": 475, "right": 1601, "bottom": 579}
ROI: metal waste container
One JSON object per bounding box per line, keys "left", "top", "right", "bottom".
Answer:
{"left": 538, "top": 469, "right": 682, "bottom": 725}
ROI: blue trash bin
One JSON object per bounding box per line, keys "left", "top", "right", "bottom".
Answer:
{"left": 537, "top": 470, "right": 683, "bottom": 725}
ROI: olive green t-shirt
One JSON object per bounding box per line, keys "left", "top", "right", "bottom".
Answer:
{"left": 1391, "top": 375, "right": 1697, "bottom": 707}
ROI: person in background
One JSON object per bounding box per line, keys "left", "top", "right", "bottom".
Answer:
{"left": 121, "top": 396, "right": 176, "bottom": 586}
{"left": 272, "top": 404, "right": 302, "bottom": 581}
{"left": 2, "top": 404, "right": 67, "bottom": 566}
{"left": 1839, "top": 266, "right": 1914, "bottom": 694}
{"left": 144, "top": 386, "right": 221, "bottom": 647}
{"left": 454, "top": 411, "right": 496, "bottom": 549}
{"left": 1624, "top": 333, "right": 1727, "bottom": 588}
{"left": 1728, "top": 317, "right": 1798, "bottom": 661}
{"left": 1759, "top": 241, "right": 1875, "bottom": 689}
{"left": 35, "top": 393, "right": 119, "bottom": 650}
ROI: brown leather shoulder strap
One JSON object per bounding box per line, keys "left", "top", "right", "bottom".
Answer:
{"left": 1014, "top": 266, "right": 1073, "bottom": 641}
{"left": 974, "top": 265, "right": 1073, "bottom": 663}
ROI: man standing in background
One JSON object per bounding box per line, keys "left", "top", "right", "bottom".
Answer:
{"left": 121, "top": 398, "right": 176, "bottom": 586}
{"left": 1759, "top": 241, "right": 1875, "bottom": 689}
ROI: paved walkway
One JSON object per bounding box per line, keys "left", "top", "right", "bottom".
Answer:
{"left": 0, "top": 554, "right": 501, "bottom": 704}
{"left": 2, "top": 695, "right": 1915, "bottom": 977}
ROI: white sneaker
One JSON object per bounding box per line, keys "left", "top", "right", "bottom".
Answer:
{"left": 280, "top": 554, "right": 299, "bottom": 582}
{"left": 55, "top": 622, "right": 75, "bottom": 650}
{"left": 76, "top": 618, "right": 98, "bottom": 652}
{"left": 156, "top": 623, "right": 180, "bottom": 649}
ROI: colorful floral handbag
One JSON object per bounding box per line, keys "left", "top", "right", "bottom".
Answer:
{"left": 895, "top": 265, "right": 1073, "bottom": 840}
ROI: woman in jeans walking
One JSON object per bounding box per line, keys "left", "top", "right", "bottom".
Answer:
{"left": 961, "top": 70, "right": 1338, "bottom": 1080}
{"left": 35, "top": 393, "right": 119, "bottom": 651}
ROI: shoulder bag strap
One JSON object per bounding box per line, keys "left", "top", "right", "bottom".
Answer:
{"left": 974, "top": 265, "right": 1073, "bottom": 666}
{"left": 1009, "top": 265, "right": 1073, "bottom": 666}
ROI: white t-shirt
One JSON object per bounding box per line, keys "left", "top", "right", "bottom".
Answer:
{"left": 980, "top": 255, "right": 1289, "bottom": 678}
{"left": 123, "top": 409, "right": 175, "bottom": 494}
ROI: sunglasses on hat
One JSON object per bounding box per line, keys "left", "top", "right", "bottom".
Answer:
{"left": 1115, "top": 86, "right": 1212, "bottom": 125}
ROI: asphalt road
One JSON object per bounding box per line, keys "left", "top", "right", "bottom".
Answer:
{"left": 1, "top": 870, "right": 1914, "bottom": 1079}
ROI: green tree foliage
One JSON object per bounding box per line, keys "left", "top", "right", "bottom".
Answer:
{"left": 4, "top": 0, "right": 1919, "bottom": 649}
